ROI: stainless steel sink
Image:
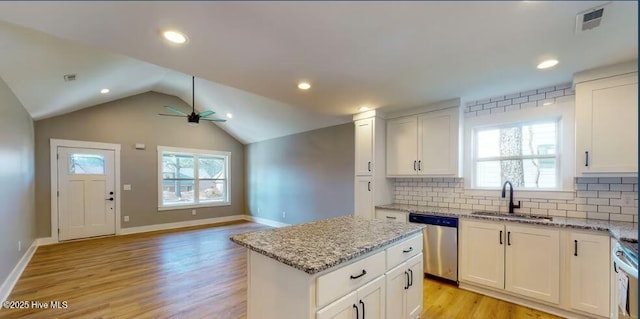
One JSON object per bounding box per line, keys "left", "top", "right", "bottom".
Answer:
{"left": 471, "top": 211, "right": 553, "bottom": 222}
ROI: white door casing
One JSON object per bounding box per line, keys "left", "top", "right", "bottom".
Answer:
{"left": 51, "top": 139, "right": 121, "bottom": 242}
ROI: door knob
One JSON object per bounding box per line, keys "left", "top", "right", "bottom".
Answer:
{"left": 106, "top": 197, "right": 114, "bottom": 201}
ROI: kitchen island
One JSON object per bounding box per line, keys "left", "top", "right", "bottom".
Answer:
{"left": 231, "top": 215, "right": 425, "bottom": 319}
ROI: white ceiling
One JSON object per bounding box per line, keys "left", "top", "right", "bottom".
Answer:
{"left": 0, "top": 1, "right": 636, "bottom": 144}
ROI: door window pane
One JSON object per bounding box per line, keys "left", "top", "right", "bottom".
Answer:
{"left": 69, "top": 154, "right": 105, "bottom": 174}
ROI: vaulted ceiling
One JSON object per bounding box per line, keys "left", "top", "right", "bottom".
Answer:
{"left": 0, "top": 1, "right": 636, "bottom": 144}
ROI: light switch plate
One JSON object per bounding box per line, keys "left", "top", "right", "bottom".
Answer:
{"left": 123, "top": 184, "right": 132, "bottom": 191}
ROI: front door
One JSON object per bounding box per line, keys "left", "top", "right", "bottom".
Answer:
{"left": 57, "top": 147, "right": 116, "bottom": 241}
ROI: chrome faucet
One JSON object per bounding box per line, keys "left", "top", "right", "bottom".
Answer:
{"left": 501, "top": 181, "right": 521, "bottom": 214}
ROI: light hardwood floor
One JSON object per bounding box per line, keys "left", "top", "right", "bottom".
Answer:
{"left": 3, "top": 221, "right": 562, "bottom": 319}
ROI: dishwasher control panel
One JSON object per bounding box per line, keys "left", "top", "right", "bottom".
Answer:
{"left": 409, "top": 213, "right": 458, "bottom": 227}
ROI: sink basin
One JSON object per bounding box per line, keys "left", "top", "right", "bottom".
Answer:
{"left": 471, "top": 211, "right": 553, "bottom": 222}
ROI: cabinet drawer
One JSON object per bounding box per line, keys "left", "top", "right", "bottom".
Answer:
{"left": 386, "top": 234, "right": 423, "bottom": 270}
{"left": 376, "top": 209, "right": 407, "bottom": 223}
{"left": 317, "top": 251, "right": 385, "bottom": 309}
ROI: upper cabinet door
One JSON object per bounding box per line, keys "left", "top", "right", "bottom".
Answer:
{"left": 355, "top": 118, "right": 374, "bottom": 176}
{"left": 386, "top": 116, "right": 418, "bottom": 176}
{"left": 576, "top": 73, "right": 638, "bottom": 175}
{"left": 417, "top": 107, "right": 459, "bottom": 175}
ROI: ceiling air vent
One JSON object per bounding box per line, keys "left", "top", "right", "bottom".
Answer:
{"left": 576, "top": 3, "right": 609, "bottom": 33}
{"left": 63, "top": 74, "right": 76, "bottom": 82}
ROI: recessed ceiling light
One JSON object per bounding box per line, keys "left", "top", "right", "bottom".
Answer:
{"left": 163, "top": 30, "right": 188, "bottom": 44}
{"left": 226, "top": 113, "right": 233, "bottom": 119}
{"left": 537, "top": 59, "right": 559, "bottom": 69}
{"left": 298, "top": 82, "right": 311, "bottom": 90}
{"left": 359, "top": 106, "right": 370, "bottom": 112}
{"left": 100, "top": 88, "right": 110, "bottom": 94}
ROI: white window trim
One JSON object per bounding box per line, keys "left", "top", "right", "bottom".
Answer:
{"left": 157, "top": 146, "right": 231, "bottom": 210}
{"left": 463, "top": 100, "right": 575, "bottom": 191}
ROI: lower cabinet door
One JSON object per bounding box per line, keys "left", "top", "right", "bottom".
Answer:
{"left": 505, "top": 224, "right": 560, "bottom": 304}
{"left": 405, "top": 254, "right": 423, "bottom": 318}
{"left": 386, "top": 263, "right": 407, "bottom": 319}
{"left": 357, "top": 276, "right": 385, "bottom": 319}
{"left": 569, "top": 232, "right": 610, "bottom": 317}
{"left": 317, "top": 291, "right": 358, "bottom": 319}
{"left": 459, "top": 220, "right": 505, "bottom": 289}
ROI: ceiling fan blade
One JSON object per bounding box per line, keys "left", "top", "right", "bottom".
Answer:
{"left": 200, "top": 118, "right": 227, "bottom": 122}
{"left": 198, "top": 110, "right": 216, "bottom": 117}
{"left": 158, "top": 113, "right": 187, "bottom": 118}
{"left": 165, "top": 106, "right": 189, "bottom": 116}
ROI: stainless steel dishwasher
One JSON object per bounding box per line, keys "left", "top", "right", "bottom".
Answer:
{"left": 409, "top": 213, "right": 458, "bottom": 283}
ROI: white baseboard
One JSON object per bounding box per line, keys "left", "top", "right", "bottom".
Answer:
{"left": 120, "top": 214, "right": 248, "bottom": 235}
{"left": 0, "top": 240, "right": 38, "bottom": 305}
{"left": 244, "top": 216, "right": 290, "bottom": 228}
{"left": 36, "top": 237, "right": 57, "bottom": 246}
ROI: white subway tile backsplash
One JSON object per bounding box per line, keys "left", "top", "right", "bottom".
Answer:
{"left": 537, "top": 86, "right": 555, "bottom": 93}
{"left": 599, "top": 191, "right": 621, "bottom": 199}
{"left": 610, "top": 214, "right": 634, "bottom": 222}
{"left": 587, "top": 198, "right": 609, "bottom": 205}
{"left": 623, "top": 177, "right": 638, "bottom": 184}
{"left": 587, "top": 183, "right": 609, "bottom": 191}
{"left": 598, "top": 206, "right": 620, "bottom": 214}
{"left": 611, "top": 184, "right": 634, "bottom": 191}
{"left": 587, "top": 212, "right": 610, "bottom": 220}
{"left": 512, "top": 96, "right": 528, "bottom": 104}
{"left": 599, "top": 177, "right": 622, "bottom": 184}
{"left": 577, "top": 177, "right": 599, "bottom": 184}
{"left": 497, "top": 100, "right": 512, "bottom": 107}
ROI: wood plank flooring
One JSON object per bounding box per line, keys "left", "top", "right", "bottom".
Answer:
{"left": 3, "top": 221, "right": 562, "bottom": 319}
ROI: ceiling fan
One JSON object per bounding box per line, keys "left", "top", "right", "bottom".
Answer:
{"left": 158, "top": 76, "right": 227, "bottom": 125}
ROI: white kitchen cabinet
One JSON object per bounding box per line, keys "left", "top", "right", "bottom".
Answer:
{"left": 386, "top": 116, "right": 418, "bottom": 176}
{"left": 353, "top": 111, "right": 393, "bottom": 219}
{"left": 355, "top": 118, "right": 374, "bottom": 176}
{"left": 386, "top": 254, "right": 423, "bottom": 319}
{"left": 318, "top": 275, "right": 385, "bottom": 319}
{"left": 375, "top": 208, "right": 408, "bottom": 223}
{"left": 459, "top": 220, "right": 505, "bottom": 289}
{"left": 504, "top": 224, "right": 560, "bottom": 304}
{"left": 354, "top": 176, "right": 373, "bottom": 219}
{"left": 575, "top": 72, "right": 638, "bottom": 175}
{"left": 568, "top": 231, "right": 610, "bottom": 317}
{"left": 459, "top": 220, "right": 560, "bottom": 304}
{"left": 386, "top": 106, "right": 461, "bottom": 177}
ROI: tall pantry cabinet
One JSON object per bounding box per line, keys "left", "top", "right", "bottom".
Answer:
{"left": 353, "top": 111, "right": 393, "bottom": 219}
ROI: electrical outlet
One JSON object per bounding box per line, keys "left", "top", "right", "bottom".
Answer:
{"left": 123, "top": 184, "right": 132, "bottom": 191}
{"left": 18, "top": 241, "right": 21, "bottom": 252}
{"left": 124, "top": 215, "right": 130, "bottom": 222}
{"left": 192, "top": 209, "right": 197, "bottom": 216}
{"left": 282, "top": 211, "right": 286, "bottom": 219}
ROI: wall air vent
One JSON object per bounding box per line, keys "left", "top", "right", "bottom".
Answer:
{"left": 576, "top": 3, "right": 610, "bottom": 33}
{"left": 63, "top": 74, "right": 76, "bottom": 82}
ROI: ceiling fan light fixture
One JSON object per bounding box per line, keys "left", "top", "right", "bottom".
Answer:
{"left": 163, "top": 30, "right": 189, "bottom": 44}
{"left": 226, "top": 113, "right": 233, "bottom": 119}
{"left": 100, "top": 88, "right": 110, "bottom": 94}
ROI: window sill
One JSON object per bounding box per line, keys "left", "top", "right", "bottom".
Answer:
{"left": 158, "top": 202, "right": 231, "bottom": 211}
{"left": 464, "top": 188, "right": 575, "bottom": 200}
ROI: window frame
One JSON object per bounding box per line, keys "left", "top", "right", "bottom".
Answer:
{"left": 472, "top": 119, "right": 561, "bottom": 190}
{"left": 463, "top": 100, "right": 575, "bottom": 192}
{"left": 157, "top": 146, "right": 231, "bottom": 210}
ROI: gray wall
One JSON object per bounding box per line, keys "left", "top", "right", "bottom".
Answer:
{"left": 0, "top": 77, "right": 35, "bottom": 285}
{"left": 245, "top": 123, "right": 354, "bottom": 224}
{"left": 35, "top": 91, "right": 244, "bottom": 237}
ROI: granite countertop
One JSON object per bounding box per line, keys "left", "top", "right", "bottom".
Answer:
{"left": 230, "top": 216, "right": 425, "bottom": 275}
{"left": 377, "top": 203, "right": 638, "bottom": 243}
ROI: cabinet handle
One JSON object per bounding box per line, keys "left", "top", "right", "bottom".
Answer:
{"left": 507, "top": 231, "right": 511, "bottom": 246}
{"left": 360, "top": 300, "right": 365, "bottom": 319}
{"left": 402, "top": 247, "right": 413, "bottom": 253}
{"left": 499, "top": 230, "right": 503, "bottom": 245}
{"left": 408, "top": 268, "right": 413, "bottom": 287}
{"left": 367, "top": 161, "right": 371, "bottom": 172}
{"left": 353, "top": 304, "right": 359, "bottom": 319}
{"left": 386, "top": 216, "right": 397, "bottom": 220}
{"left": 367, "top": 182, "right": 371, "bottom": 192}
{"left": 585, "top": 151, "right": 589, "bottom": 167}
{"left": 404, "top": 271, "right": 410, "bottom": 289}
{"left": 350, "top": 269, "right": 367, "bottom": 280}
{"left": 418, "top": 160, "right": 422, "bottom": 171}
{"left": 574, "top": 240, "right": 578, "bottom": 256}
{"left": 413, "top": 160, "right": 417, "bottom": 171}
